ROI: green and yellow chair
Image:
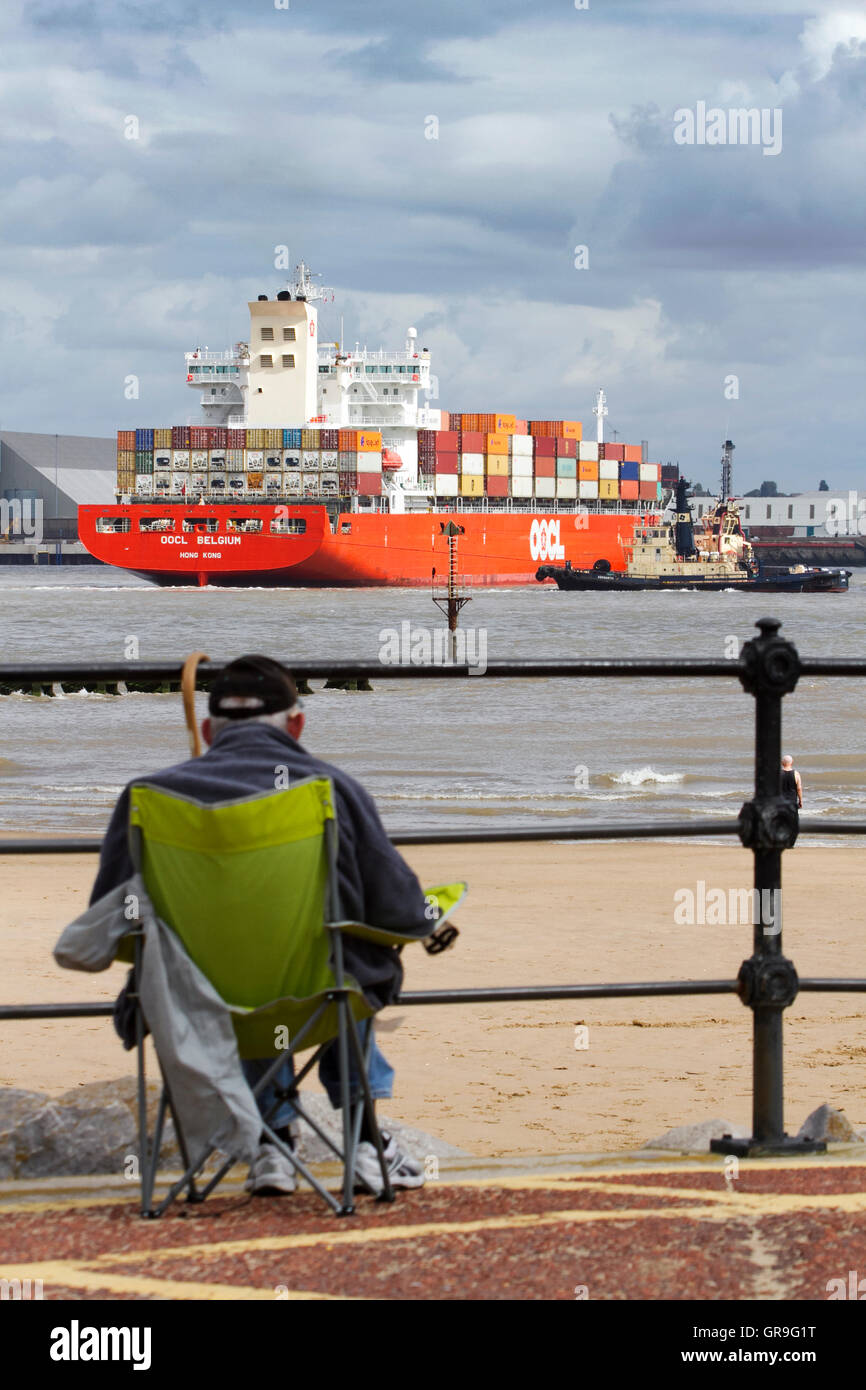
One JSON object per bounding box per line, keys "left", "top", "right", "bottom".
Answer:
{"left": 121, "top": 775, "right": 465, "bottom": 1217}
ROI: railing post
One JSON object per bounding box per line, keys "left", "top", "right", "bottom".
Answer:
{"left": 712, "top": 617, "right": 825, "bottom": 1158}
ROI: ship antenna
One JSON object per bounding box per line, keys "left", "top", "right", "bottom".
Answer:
{"left": 720, "top": 439, "right": 735, "bottom": 502}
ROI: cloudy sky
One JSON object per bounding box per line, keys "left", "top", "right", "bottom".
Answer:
{"left": 1, "top": 0, "right": 864, "bottom": 490}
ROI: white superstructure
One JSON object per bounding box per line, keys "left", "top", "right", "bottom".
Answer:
{"left": 183, "top": 264, "right": 439, "bottom": 486}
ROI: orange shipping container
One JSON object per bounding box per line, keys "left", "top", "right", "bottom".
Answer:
{"left": 494, "top": 414, "right": 516, "bottom": 434}
{"left": 578, "top": 460, "right": 599, "bottom": 481}
{"left": 620, "top": 480, "right": 639, "bottom": 500}
{"left": 338, "top": 430, "right": 358, "bottom": 450}
{"left": 513, "top": 420, "right": 528, "bottom": 435}
{"left": 485, "top": 432, "right": 509, "bottom": 455}
{"left": 357, "top": 431, "right": 382, "bottom": 452}
{"left": 623, "top": 445, "right": 642, "bottom": 463}
{"left": 559, "top": 421, "right": 582, "bottom": 441}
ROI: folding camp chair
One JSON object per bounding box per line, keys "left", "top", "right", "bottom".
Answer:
{"left": 119, "top": 775, "right": 463, "bottom": 1218}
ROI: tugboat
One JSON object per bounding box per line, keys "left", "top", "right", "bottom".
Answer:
{"left": 536, "top": 481, "right": 851, "bottom": 593}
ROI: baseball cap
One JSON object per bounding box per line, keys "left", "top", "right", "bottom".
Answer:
{"left": 207, "top": 655, "right": 301, "bottom": 720}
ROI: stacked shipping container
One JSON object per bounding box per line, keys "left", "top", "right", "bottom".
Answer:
{"left": 119, "top": 424, "right": 664, "bottom": 505}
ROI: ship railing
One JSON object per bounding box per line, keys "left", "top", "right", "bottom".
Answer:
{"left": 184, "top": 350, "right": 245, "bottom": 365}
{"left": 2, "top": 623, "right": 866, "bottom": 1159}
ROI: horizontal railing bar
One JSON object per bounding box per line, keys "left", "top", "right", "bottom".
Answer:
{"left": 7, "top": 979, "right": 866, "bottom": 1021}
{"left": 0, "top": 820, "right": 739, "bottom": 857}
{"left": 397, "top": 982, "right": 738, "bottom": 1003}
{"left": 3, "top": 659, "right": 865, "bottom": 689}
{"left": 5, "top": 818, "right": 866, "bottom": 857}
{"left": 799, "top": 660, "right": 866, "bottom": 677}
{"left": 0, "top": 1004, "right": 114, "bottom": 1020}
{"left": 0, "top": 659, "right": 749, "bottom": 683}
{"left": 798, "top": 979, "right": 866, "bottom": 992}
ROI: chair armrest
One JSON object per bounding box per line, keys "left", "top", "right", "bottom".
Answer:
{"left": 327, "top": 881, "right": 468, "bottom": 948}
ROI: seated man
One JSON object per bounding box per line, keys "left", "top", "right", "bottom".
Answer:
{"left": 92, "top": 654, "right": 433, "bottom": 1197}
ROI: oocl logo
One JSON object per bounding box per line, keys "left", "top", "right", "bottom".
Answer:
{"left": 530, "top": 519, "right": 565, "bottom": 562}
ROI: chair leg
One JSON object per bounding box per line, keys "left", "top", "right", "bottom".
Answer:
{"left": 337, "top": 996, "right": 355, "bottom": 1215}
{"left": 345, "top": 1009, "right": 394, "bottom": 1204}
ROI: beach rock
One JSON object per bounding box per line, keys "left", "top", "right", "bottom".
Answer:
{"left": 643, "top": 1118, "right": 749, "bottom": 1153}
{"left": 0, "top": 1085, "right": 137, "bottom": 1179}
{"left": 797, "top": 1104, "right": 862, "bottom": 1144}
{"left": 0, "top": 1080, "right": 466, "bottom": 1179}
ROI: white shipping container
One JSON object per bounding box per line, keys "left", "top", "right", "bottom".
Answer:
{"left": 578, "top": 441, "right": 599, "bottom": 461}
{"left": 283, "top": 451, "right": 301, "bottom": 469}
{"left": 510, "top": 455, "right": 533, "bottom": 478}
{"left": 510, "top": 435, "right": 533, "bottom": 458}
{"left": 579, "top": 480, "right": 600, "bottom": 499}
{"left": 510, "top": 476, "right": 533, "bottom": 497}
{"left": 639, "top": 463, "right": 658, "bottom": 481}
{"left": 155, "top": 452, "right": 172, "bottom": 470}
{"left": 534, "top": 478, "right": 556, "bottom": 499}
{"left": 172, "top": 450, "right": 190, "bottom": 469}
{"left": 599, "top": 460, "right": 619, "bottom": 480}
{"left": 284, "top": 473, "right": 302, "bottom": 495}
{"left": 321, "top": 450, "right": 338, "bottom": 467}
{"left": 359, "top": 451, "right": 382, "bottom": 472}
{"left": 171, "top": 476, "right": 187, "bottom": 495}
{"left": 191, "top": 451, "right": 208, "bottom": 469}
{"left": 557, "top": 477, "right": 578, "bottom": 499}
{"left": 460, "top": 452, "right": 484, "bottom": 475}
{"left": 434, "top": 474, "right": 459, "bottom": 497}
{"left": 135, "top": 476, "right": 153, "bottom": 494}
{"left": 245, "top": 450, "right": 264, "bottom": 470}
{"left": 264, "top": 452, "right": 282, "bottom": 471}
{"left": 301, "top": 451, "right": 320, "bottom": 470}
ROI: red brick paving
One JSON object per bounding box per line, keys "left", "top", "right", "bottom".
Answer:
{"left": 2, "top": 1162, "right": 865, "bottom": 1300}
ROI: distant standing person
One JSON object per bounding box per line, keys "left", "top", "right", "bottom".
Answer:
{"left": 781, "top": 755, "right": 803, "bottom": 812}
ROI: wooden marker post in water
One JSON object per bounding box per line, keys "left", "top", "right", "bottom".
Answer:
{"left": 432, "top": 520, "right": 471, "bottom": 664}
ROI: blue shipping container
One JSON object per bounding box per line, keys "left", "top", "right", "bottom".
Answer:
{"left": 620, "top": 461, "right": 640, "bottom": 481}
{"left": 283, "top": 428, "right": 303, "bottom": 447}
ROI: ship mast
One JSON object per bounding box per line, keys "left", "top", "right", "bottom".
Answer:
{"left": 720, "top": 438, "right": 735, "bottom": 501}
{"left": 287, "top": 261, "right": 334, "bottom": 304}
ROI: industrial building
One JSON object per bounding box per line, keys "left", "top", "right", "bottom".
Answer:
{"left": 0, "top": 431, "right": 115, "bottom": 542}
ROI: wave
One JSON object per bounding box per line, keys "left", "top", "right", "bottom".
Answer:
{"left": 606, "top": 766, "right": 685, "bottom": 787}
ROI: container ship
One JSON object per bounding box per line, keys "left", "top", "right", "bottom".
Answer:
{"left": 79, "top": 264, "right": 669, "bottom": 587}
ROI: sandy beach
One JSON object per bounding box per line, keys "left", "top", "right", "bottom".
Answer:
{"left": 2, "top": 841, "right": 865, "bottom": 1156}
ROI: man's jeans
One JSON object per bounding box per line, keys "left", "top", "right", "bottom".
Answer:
{"left": 242, "top": 1020, "right": 394, "bottom": 1130}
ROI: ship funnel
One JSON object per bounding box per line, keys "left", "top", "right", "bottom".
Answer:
{"left": 674, "top": 478, "right": 697, "bottom": 558}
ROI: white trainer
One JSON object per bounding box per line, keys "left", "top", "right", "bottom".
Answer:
{"left": 354, "top": 1132, "right": 425, "bottom": 1194}
{"left": 244, "top": 1142, "right": 297, "bottom": 1196}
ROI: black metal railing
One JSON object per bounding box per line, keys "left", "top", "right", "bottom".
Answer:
{"left": 2, "top": 616, "right": 866, "bottom": 1157}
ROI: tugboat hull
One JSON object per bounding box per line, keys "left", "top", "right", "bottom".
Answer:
{"left": 536, "top": 565, "right": 851, "bottom": 593}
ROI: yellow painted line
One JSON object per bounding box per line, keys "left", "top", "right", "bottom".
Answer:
{"left": 92, "top": 1204, "right": 745, "bottom": 1269}
{"left": 0, "top": 1261, "right": 351, "bottom": 1301}
{"left": 0, "top": 1195, "right": 141, "bottom": 1216}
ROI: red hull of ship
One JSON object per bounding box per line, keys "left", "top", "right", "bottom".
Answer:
{"left": 78, "top": 503, "right": 652, "bottom": 587}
